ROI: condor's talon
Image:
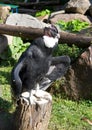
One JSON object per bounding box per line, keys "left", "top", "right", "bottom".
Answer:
{"left": 20, "top": 91, "right": 37, "bottom": 105}
{"left": 19, "top": 92, "right": 30, "bottom": 104}
{"left": 21, "top": 92, "right": 30, "bottom": 98}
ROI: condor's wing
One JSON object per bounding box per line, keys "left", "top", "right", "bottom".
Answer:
{"left": 40, "top": 55, "right": 71, "bottom": 90}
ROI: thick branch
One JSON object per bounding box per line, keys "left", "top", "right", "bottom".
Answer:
{"left": 0, "top": 24, "right": 92, "bottom": 48}
{"left": 0, "top": 24, "right": 43, "bottom": 39}
{"left": 59, "top": 31, "right": 92, "bottom": 48}
{"left": 17, "top": 1, "right": 60, "bottom": 8}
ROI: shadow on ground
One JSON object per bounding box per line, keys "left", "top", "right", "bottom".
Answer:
{"left": 0, "top": 97, "right": 14, "bottom": 130}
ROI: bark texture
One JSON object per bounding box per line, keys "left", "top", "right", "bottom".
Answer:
{"left": 60, "top": 45, "right": 92, "bottom": 100}
{"left": 0, "top": 24, "right": 91, "bottom": 47}
{"left": 12, "top": 90, "right": 52, "bottom": 130}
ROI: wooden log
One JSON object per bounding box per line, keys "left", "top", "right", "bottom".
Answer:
{"left": 12, "top": 90, "right": 52, "bottom": 130}
{"left": 0, "top": 24, "right": 43, "bottom": 39}
{"left": 17, "top": 1, "right": 60, "bottom": 9}
{"left": 0, "top": 24, "right": 92, "bottom": 47}
{"left": 59, "top": 31, "right": 92, "bottom": 48}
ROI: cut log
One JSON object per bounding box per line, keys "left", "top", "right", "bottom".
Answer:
{"left": 17, "top": 1, "right": 60, "bottom": 9}
{"left": 0, "top": 24, "right": 92, "bottom": 47}
{"left": 12, "top": 90, "right": 52, "bottom": 130}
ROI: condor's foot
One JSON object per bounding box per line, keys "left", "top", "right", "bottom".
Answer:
{"left": 20, "top": 90, "right": 52, "bottom": 105}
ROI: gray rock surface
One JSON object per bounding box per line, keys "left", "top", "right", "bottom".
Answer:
{"left": 0, "top": 13, "right": 50, "bottom": 54}
{"left": 50, "top": 13, "right": 92, "bottom": 24}
{"left": 61, "top": 45, "right": 92, "bottom": 100}
{"left": 0, "top": 35, "right": 8, "bottom": 54}
{"left": 6, "top": 13, "right": 49, "bottom": 28}
{"left": 65, "top": 0, "right": 91, "bottom": 14}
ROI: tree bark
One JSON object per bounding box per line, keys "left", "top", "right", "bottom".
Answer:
{"left": 0, "top": 24, "right": 92, "bottom": 48}
{"left": 17, "top": 1, "right": 60, "bottom": 8}
{"left": 12, "top": 90, "right": 52, "bottom": 130}
{"left": 59, "top": 31, "right": 92, "bottom": 48}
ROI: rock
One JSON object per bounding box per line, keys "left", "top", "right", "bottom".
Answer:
{"left": 61, "top": 45, "right": 92, "bottom": 100}
{"left": 79, "top": 27, "right": 92, "bottom": 37}
{"left": 0, "top": 6, "right": 11, "bottom": 22}
{"left": 36, "top": 14, "right": 49, "bottom": 22}
{"left": 89, "top": 5, "right": 92, "bottom": 17}
{"left": 50, "top": 13, "right": 92, "bottom": 24}
{"left": 0, "top": 34, "right": 13, "bottom": 54}
{"left": 65, "top": 0, "right": 91, "bottom": 14}
{"left": 0, "top": 13, "right": 49, "bottom": 54}
{"left": 6, "top": 13, "right": 49, "bottom": 28}
{"left": 0, "top": 35, "right": 8, "bottom": 54}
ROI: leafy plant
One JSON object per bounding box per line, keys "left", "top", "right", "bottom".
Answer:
{"left": 57, "top": 19, "right": 89, "bottom": 32}
{"left": 53, "top": 44, "right": 83, "bottom": 61}
{"left": 0, "top": 66, "right": 14, "bottom": 112}
{"left": 9, "top": 37, "right": 30, "bottom": 60}
{"left": 0, "top": 37, "right": 30, "bottom": 65}
{"left": 35, "top": 9, "right": 51, "bottom": 17}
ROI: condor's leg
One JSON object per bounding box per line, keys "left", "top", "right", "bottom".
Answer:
{"left": 40, "top": 55, "right": 71, "bottom": 90}
{"left": 47, "top": 55, "right": 71, "bottom": 80}
{"left": 51, "top": 55, "right": 71, "bottom": 66}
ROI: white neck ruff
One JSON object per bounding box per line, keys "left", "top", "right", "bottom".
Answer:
{"left": 43, "top": 36, "right": 58, "bottom": 48}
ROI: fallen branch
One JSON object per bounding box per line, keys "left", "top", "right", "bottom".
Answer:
{"left": 0, "top": 24, "right": 92, "bottom": 48}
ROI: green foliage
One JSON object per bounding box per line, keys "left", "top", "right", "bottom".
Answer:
{"left": 35, "top": 9, "right": 51, "bottom": 17}
{"left": 54, "top": 19, "right": 87, "bottom": 61}
{"left": 0, "top": 37, "right": 30, "bottom": 65}
{"left": 0, "top": 66, "right": 14, "bottom": 112}
{"left": 9, "top": 37, "right": 30, "bottom": 60}
{"left": 53, "top": 44, "right": 83, "bottom": 60}
{"left": 57, "top": 19, "right": 89, "bottom": 32}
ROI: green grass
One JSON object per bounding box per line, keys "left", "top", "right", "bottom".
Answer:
{"left": 49, "top": 97, "right": 92, "bottom": 130}
{"left": 0, "top": 65, "right": 13, "bottom": 112}
{"left": 0, "top": 65, "right": 92, "bottom": 130}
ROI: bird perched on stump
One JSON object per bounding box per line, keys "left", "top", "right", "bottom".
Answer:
{"left": 11, "top": 24, "right": 71, "bottom": 101}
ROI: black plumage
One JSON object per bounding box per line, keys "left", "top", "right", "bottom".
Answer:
{"left": 11, "top": 25, "right": 70, "bottom": 98}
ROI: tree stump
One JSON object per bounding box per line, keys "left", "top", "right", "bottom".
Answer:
{"left": 12, "top": 90, "right": 52, "bottom": 130}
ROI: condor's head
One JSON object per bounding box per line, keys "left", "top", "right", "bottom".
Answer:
{"left": 43, "top": 25, "right": 60, "bottom": 48}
